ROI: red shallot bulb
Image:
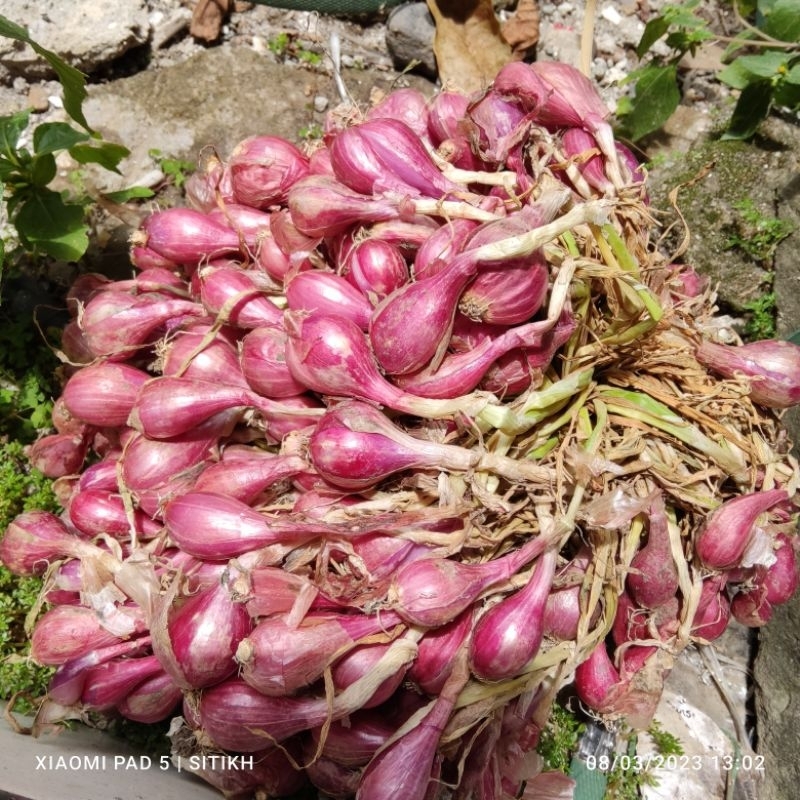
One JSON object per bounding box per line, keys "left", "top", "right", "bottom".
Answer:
{"left": 228, "top": 135, "right": 310, "bottom": 208}
{"left": 152, "top": 580, "right": 253, "bottom": 689}
{"left": 285, "top": 270, "right": 373, "bottom": 330}
{"left": 573, "top": 640, "right": 623, "bottom": 714}
{"left": 235, "top": 611, "right": 404, "bottom": 696}
{"left": 79, "top": 290, "right": 204, "bottom": 359}
{"left": 26, "top": 432, "right": 88, "bottom": 478}
{"left": 0, "top": 511, "right": 103, "bottom": 576}
{"left": 133, "top": 207, "right": 246, "bottom": 265}
{"left": 308, "top": 399, "right": 551, "bottom": 491}
{"left": 80, "top": 654, "right": 165, "bottom": 711}
{"left": 283, "top": 311, "right": 490, "bottom": 418}
{"left": 287, "top": 175, "right": 402, "bottom": 237}
{"left": 696, "top": 338, "right": 800, "bottom": 409}
{"left": 367, "top": 87, "right": 432, "bottom": 140}
{"left": 626, "top": 491, "right": 680, "bottom": 609}
{"left": 356, "top": 645, "right": 469, "bottom": 800}
{"left": 160, "top": 327, "right": 249, "bottom": 386}
{"left": 393, "top": 309, "right": 575, "bottom": 399}
{"left": 342, "top": 238, "right": 410, "bottom": 303}
{"left": 116, "top": 671, "right": 183, "bottom": 723}
{"left": 67, "top": 488, "right": 160, "bottom": 540}
{"left": 695, "top": 488, "right": 788, "bottom": 569}
{"left": 62, "top": 362, "right": 151, "bottom": 427}
{"left": 196, "top": 265, "right": 283, "bottom": 329}
{"left": 30, "top": 605, "right": 140, "bottom": 666}
{"left": 691, "top": 574, "right": 731, "bottom": 642}
{"left": 561, "top": 127, "right": 614, "bottom": 196}
{"left": 239, "top": 325, "right": 308, "bottom": 398}
{"left": 192, "top": 450, "right": 307, "bottom": 505}
{"left": 763, "top": 533, "right": 799, "bottom": 605}
{"left": 468, "top": 549, "right": 557, "bottom": 681}
{"left": 370, "top": 248, "right": 482, "bottom": 375}
{"left": 389, "top": 533, "right": 553, "bottom": 628}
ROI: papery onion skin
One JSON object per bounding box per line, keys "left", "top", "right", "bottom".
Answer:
{"left": 235, "top": 611, "right": 404, "bottom": 696}
{"left": 30, "top": 605, "right": 137, "bottom": 666}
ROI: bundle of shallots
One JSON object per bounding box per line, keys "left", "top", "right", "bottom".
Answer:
{"left": 3, "top": 59, "right": 799, "bottom": 800}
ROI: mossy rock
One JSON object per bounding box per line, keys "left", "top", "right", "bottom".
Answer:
{"left": 646, "top": 132, "right": 795, "bottom": 318}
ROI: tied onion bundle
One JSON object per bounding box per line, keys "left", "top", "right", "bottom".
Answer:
{"left": 2, "top": 59, "right": 800, "bottom": 800}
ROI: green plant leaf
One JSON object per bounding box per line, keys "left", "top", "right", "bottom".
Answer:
{"left": 721, "top": 80, "right": 774, "bottom": 139}
{"left": 718, "top": 59, "right": 756, "bottom": 89}
{"left": 0, "top": 14, "right": 92, "bottom": 133}
{"left": 759, "top": 0, "right": 800, "bottom": 41}
{"left": 68, "top": 140, "right": 129, "bottom": 172}
{"left": 32, "top": 121, "right": 89, "bottom": 156}
{"left": 773, "top": 78, "right": 800, "bottom": 106}
{"left": 734, "top": 50, "right": 792, "bottom": 79}
{"left": 104, "top": 185, "right": 155, "bottom": 203}
{"left": 14, "top": 188, "right": 88, "bottom": 261}
{"left": 637, "top": 16, "right": 671, "bottom": 58}
{"left": 28, "top": 153, "right": 56, "bottom": 187}
{"left": 616, "top": 64, "right": 680, "bottom": 141}
{"left": 0, "top": 110, "right": 30, "bottom": 161}
{"left": 785, "top": 61, "right": 800, "bottom": 84}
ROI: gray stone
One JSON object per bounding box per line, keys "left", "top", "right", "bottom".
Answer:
{"left": 80, "top": 44, "right": 433, "bottom": 191}
{"left": 0, "top": 0, "right": 150, "bottom": 78}
{"left": 385, "top": 2, "right": 437, "bottom": 79}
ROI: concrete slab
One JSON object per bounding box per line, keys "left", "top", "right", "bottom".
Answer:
{"left": 0, "top": 716, "right": 220, "bottom": 800}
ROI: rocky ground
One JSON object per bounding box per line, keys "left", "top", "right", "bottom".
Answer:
{"left": 1, "top": 2, "right": 799, "bottom": 799}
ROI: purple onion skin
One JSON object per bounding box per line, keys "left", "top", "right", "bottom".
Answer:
{"left": 408, "top": 609, "right": 473, "bottom": 694}
{"left": 356, "top": 647, "right": 468, "bottom": 800}
{"left": 159, "top": 582, "right": 253, "bottom": 689}
{"left": 696, "top": 339, "right": 800, "bottom": 409}
{"left": 695, "top": 488, "right": 789, "bottom": 569}
{"left": 116, "top": 671, "right": 183, "bottom": 723}
{"left": 626, "top": 491, "right": 680, "bottom": 609}
{"left": 197, "top": 678, "right": 336, "bottom": 751}
{"left": 468, "top": 549, "right": 557, "bottom": 682}
{"left": 369, "top": 250, "right": 479, "bottom": 375}
{"left": 62, "top": 362, "right": 150, "bottom": 427}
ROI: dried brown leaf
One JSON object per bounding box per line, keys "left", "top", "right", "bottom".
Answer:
{"left": 426, "top": 0, "right": 514, "bottom": 95}
{"left": 501, "top": 0, "right": 541, "bottom": 58}
{"left": 190, "top": 0, "right": 232, "bottom": 44}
